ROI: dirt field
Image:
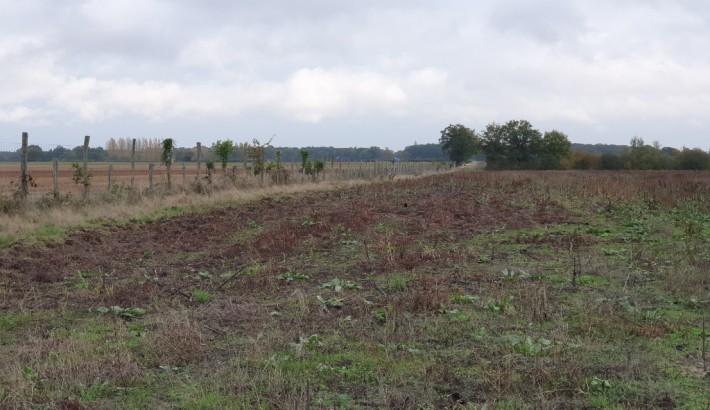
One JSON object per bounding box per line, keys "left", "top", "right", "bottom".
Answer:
{"left": 1, "top": 171, "right": 574, "bottom": 285}
{"left": 1, "top": 170, "right": 708, "bottom": 408}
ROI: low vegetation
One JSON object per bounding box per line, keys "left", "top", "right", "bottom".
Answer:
{"left": 1, "top": 169, "right": 708, "bottom": 408}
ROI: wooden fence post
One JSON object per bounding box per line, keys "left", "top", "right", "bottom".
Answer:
{"left": 131, "top": 138, "right": 136, "bottom": 190}
{"left": 196, "top": 142, "right": 202, "bottom": 180}
{"left": 52, "top": 159, "right": 59, "bottom": 197}
{"left": 107, "top": 165, "right": 113, "bottom": 193}
{"left": 20, "top": 132, "right": 28, "bottom": 196}
{"left": 166, "top": 159, "right": 172, "bottom": 192}
{"left": 148, "top": 163, "right": 154, "bottom": 191}
{"left": 182, "top": 164, "right": 187, "bottom": 191}
{"left": 82, "top": 135, "right": 90, "bottom": 198}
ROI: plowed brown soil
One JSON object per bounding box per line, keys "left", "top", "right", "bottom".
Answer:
{"left": 0, "top": 172, "right": 576, "bottom": 312}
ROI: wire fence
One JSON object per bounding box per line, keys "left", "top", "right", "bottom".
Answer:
{"left": 1, "top": 160, "right": 448, "bottom": 198}
{"left": 1, "top": 134, "right": 450, "bottom": 202}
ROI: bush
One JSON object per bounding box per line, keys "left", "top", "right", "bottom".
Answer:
{"left": 675, "top": 148, "right": 709, "bottom": 170}
{"left": 561, "top": 151, "right": 600, "bottom": 170}
{"left": 599, "top": 153, "right": 624, "bottom": 170}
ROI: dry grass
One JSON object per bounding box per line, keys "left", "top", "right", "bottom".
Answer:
{"left": 144, "top": 310, "right": 210, "bottom": 366}
{"left": 0, "top": 177, "right": 379, "bottom": 241}
{"left": 0, "top": 320, "right": 140, "bottom": 408}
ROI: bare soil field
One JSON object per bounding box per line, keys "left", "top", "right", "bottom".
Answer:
{"left": 0, "top": 162, "right": 200, "bottom": 194}
{"left": 0, "top": 170, "right": 708, "bottom": 408}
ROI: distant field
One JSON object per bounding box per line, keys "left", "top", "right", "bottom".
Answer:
{"left": 0, "top": 162, "right": 195, "bottom": 194}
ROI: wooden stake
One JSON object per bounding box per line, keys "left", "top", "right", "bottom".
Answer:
{"left": 148, "top": 163, "right": 154, "bottom": 191}
{"left": 20, "top": 132, "right": 28, "bottom": 196}
{"left": 196, "top": 142, "right": 202, "bottom": 180}
{"left": 108, "top": 164, "right": 113, "bottom": 193}
{"left": 52, "top": 159, "right": 59, "bottom": 197}
{"left": 82, "top": 135, "right": 90, "bottom": 198}
{"left": 131, "top": 138, "right": 136, "bottom": 190}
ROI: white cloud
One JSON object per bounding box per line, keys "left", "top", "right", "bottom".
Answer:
{"left": 79, "top": 0, "right": 175, "bottom": 33}
{"left": 0, "top": 1, "right": 709, "bottom": 149}
{"left": 0, "top": 106, "right": 36, "bottom": 123}
{"left": 0, "top": 35, "right": 44, "bottom": 59}
{"left": 6, "top": 65, "right": 446, "bottom": 126}
{"left": 406, "top": 68, "right": 448, "bottom": 89}
{"left": 280, "top": 68, "right": 408, "bottom": 122}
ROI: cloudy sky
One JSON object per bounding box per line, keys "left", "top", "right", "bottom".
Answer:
{"left": 1, "top": 0, "right": 709, "bottom": 150}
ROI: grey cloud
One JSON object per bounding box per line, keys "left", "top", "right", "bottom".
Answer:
{"left": 488, "top": 0, "right": 588, "bottom": 46}
{"left": 1, "top": 0, "right": 709, "bottom": 150}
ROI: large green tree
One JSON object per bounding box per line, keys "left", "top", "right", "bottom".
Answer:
{"left": 501, "top": 120, "right": 542, "bottom": 166}
{"left": 540, "top": 130, "right": 571, "bottom": 169}
{"left": 481, "top": 122, "right": 507, "bottom": 169}
{"left": 439, "top": 124, "right": 479, "bottom": 166}
{"left": 482, "top": 120, "right": 562, "bottom": 169}
{"left": 674, "top": 148, "right": 709, "bottom": 170}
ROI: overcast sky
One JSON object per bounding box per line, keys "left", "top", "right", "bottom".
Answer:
{"left": 1, "top": 0, "right": 709, "bottom": 151}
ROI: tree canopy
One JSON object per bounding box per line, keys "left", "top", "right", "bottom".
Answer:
{"left": 213, "top": 140, "right": 235, "bottom": 171}
{"left": 480, "top": 120, "right": 570, "bottom": 169}
{"left": 439, "top": 124, "right": 479, "bottom": 166}
{"left": 540, "top": 130, "right": 572, "bottom": 169}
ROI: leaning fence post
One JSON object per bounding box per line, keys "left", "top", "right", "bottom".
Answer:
{"left": 82, "top": 135, "right": 90, "bottom": 198}
{"left": 20, "top": 132, "right": 28, "bottom": 196}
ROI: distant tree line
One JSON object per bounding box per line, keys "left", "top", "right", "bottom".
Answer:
{"left": 439, "top": 120, "right": 710, "bottom": 171}
{"left": 0, "top": 139, "right": 448, "bottom": 163}
{"left": 3, "top": 130, "right": 707, "bottom": 170}
{"left": 258, "top": 144, "right": 447, "bottom": 163}
{"left": 0, "top": 145, "right": 109, "bottom": 162}
{"left": 564, "top": 137, "right": 710, "bottom": 170}
{"left": 439, "top": 120, "right": 572, "bottom": 170}
{"left": 569, "top": 143, "right": 627, "bottom": 155}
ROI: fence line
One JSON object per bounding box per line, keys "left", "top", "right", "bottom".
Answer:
{"left": 1, "top": 159, "right": 447, "bottom": 197}
{"left": 1, "top": 133, "right": 449, "bottom": 201}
